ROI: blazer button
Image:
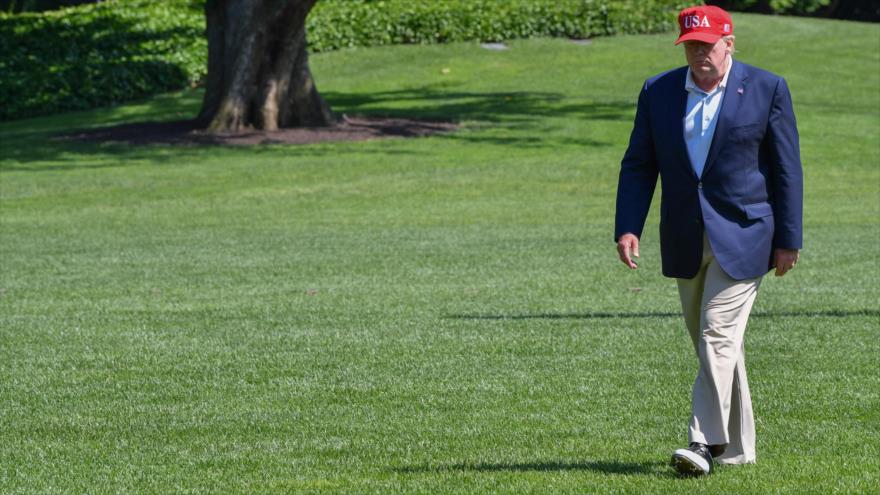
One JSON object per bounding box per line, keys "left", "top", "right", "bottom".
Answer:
{"left": 697, "top": 182, "right": 703, "bottom": 189}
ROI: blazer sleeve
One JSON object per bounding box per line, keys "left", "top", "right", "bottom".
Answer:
{"left": 614, "top": 82, "right": 659, "bottom": 242}
{"left": 766, "top": 77, "right": 803, "bottom": 249}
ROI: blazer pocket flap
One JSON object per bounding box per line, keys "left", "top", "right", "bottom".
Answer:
{"left": 743, "top": 202, "right": 773, "bottom": 220}
{"left": 729, "top": 123, "right": 764, "bottom": 142}
{"left": 730, "top": 122, "right": 762, "bottom": 134}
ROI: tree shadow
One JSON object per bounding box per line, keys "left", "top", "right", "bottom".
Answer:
{"left": 323, "top": 86, "right": 632, "bottom": 124}
{"left": 445, "top": 309, "right": 880, "bottom": 320}
{"left": 323, "top": 86, "right": 630, "bottom": 148}
{"left": 3, "top": 84, "right": 630, "bottom": 170}
{"left": 393, "top": 459, "right": 665, "bottom": 476}
{"left": 0, "top": 137, "right": 414, "bottom": 173}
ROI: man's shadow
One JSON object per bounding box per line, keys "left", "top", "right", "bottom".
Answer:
{"left": 393, "top": 459, "right": 666, "bottom": 476}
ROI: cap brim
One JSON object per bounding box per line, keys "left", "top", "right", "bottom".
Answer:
{"left": 674, "top": 31, "right": 722, "bottom": 45}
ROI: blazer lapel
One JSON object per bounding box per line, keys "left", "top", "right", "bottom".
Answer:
{"left": 702, "top": 60, "right": 748, "bottom": 177}
{"left": 668, "top": 69, "right": 695, "bottom": 179}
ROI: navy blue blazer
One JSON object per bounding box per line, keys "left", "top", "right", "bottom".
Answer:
{"left": 614, "top": 60, "right": 803, "bottom": 280}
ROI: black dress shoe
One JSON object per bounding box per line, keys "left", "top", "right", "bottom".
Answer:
{"left": 709, "top": 443, "right": 726, "bottom": 458}
{"left": 671, "top": 442, "right": 713, "bottom": 476}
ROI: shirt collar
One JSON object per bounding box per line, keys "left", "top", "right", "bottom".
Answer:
{"left": 685, "top": 55, "right": 733, "bottom": 95}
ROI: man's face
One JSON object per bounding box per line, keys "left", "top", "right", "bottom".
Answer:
{"left": 683, "top": 38, "right": 731, "bottom": 80}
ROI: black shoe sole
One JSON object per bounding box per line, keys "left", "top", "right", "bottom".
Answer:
{"left": 671, "top": 453, "right": 710, "bottom": 477}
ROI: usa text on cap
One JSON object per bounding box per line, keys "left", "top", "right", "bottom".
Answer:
{"left": 675, "top": 5, "right": 733, "bottom": 45}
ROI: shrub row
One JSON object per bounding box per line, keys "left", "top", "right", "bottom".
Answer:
{"left": 0, "top": 0, "right": 205, "bottom": 120}
{"left": 708, "top": 0, "right": 829, "bottom": 16}
{"left": 307, "top": 0, "right": 689, "bottom": 52}
{"left": 1, "top": 0, "right": 689, "bottom": 121}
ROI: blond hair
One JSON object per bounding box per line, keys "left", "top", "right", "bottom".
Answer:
{"left": 723, "top": 35, "right": 736, "bottom": 55}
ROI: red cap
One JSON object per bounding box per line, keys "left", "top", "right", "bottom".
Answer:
{"left": 674, "top": 6, "right": 733, "bottom": 45}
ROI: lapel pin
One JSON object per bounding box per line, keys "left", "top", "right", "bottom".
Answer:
{"left": 737, "top": 87, "right": 744, "bottom": 95}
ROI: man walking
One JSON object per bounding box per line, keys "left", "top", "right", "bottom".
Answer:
{"left": 614, "top": 5, "right": 802, "bottom": 476}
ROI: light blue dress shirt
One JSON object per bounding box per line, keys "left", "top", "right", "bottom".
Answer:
{"left": 684, "top": 56, "right": 732, "bottom": 178}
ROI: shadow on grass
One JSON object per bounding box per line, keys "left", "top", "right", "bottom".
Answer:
{"left": 325, "top": 86, "right": 631, "bottom": 148}
{"left": 394, "top": 459, "right": 664, "bottom": 476}
{"left": 0, "top": 141, "right": 364, "bottom": 173}
{"left": 445, "top": 309, "right": 880, "bottom": 320}
{"left": 2, "top": 84, "right": 632, "bottom": 170}
{"left": 324, "top": 86, "right": 632, "bottom": 124}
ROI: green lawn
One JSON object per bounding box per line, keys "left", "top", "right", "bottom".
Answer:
{"left": 1, "top": 13, "right": 878, "bottom": 494}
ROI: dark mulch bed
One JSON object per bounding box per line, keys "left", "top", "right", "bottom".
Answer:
{"left": 59, "top": 116, "right": 459, "bottom": 146}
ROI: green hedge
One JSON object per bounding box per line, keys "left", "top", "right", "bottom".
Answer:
{"left": 308, "top": 0, "right": 688, "bottom": 52}
{"left": 0, "top": 0, "right": 205, "bottom": 120}
{"left": 0, "top": 0, "right": 688, "bottom": 121}
{"left": 709, "top": 0, "right": 830, "bottom": 16}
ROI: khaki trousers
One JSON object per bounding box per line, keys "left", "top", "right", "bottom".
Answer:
{"left": 676, "top": 234, "right": 761, "bottom": 465}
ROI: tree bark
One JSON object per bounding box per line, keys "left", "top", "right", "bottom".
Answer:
{"left": 197, "top": 0, "right": 335, "bottom": 133}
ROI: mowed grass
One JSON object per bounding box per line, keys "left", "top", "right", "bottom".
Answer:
{"left": 1, "top": 13, "right": 878, "bottom": 494}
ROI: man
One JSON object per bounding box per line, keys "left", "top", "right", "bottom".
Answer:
{"left": 614, "top": 5, "right": 802, "bottom": 476}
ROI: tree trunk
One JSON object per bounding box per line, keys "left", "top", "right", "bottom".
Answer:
{"left": 197, "top": 0, "right": 335, "bottom": 133}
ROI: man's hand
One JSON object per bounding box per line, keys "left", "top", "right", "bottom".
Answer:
{"left": 617, "top": 233, "right": 640, "bottom": 270}
{"left": 774, "top": 248, "right": 799, "bottom": 277}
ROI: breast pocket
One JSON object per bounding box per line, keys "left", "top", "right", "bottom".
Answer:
{"left": 729, "top": 123, "right": 764, "bottom": 144}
